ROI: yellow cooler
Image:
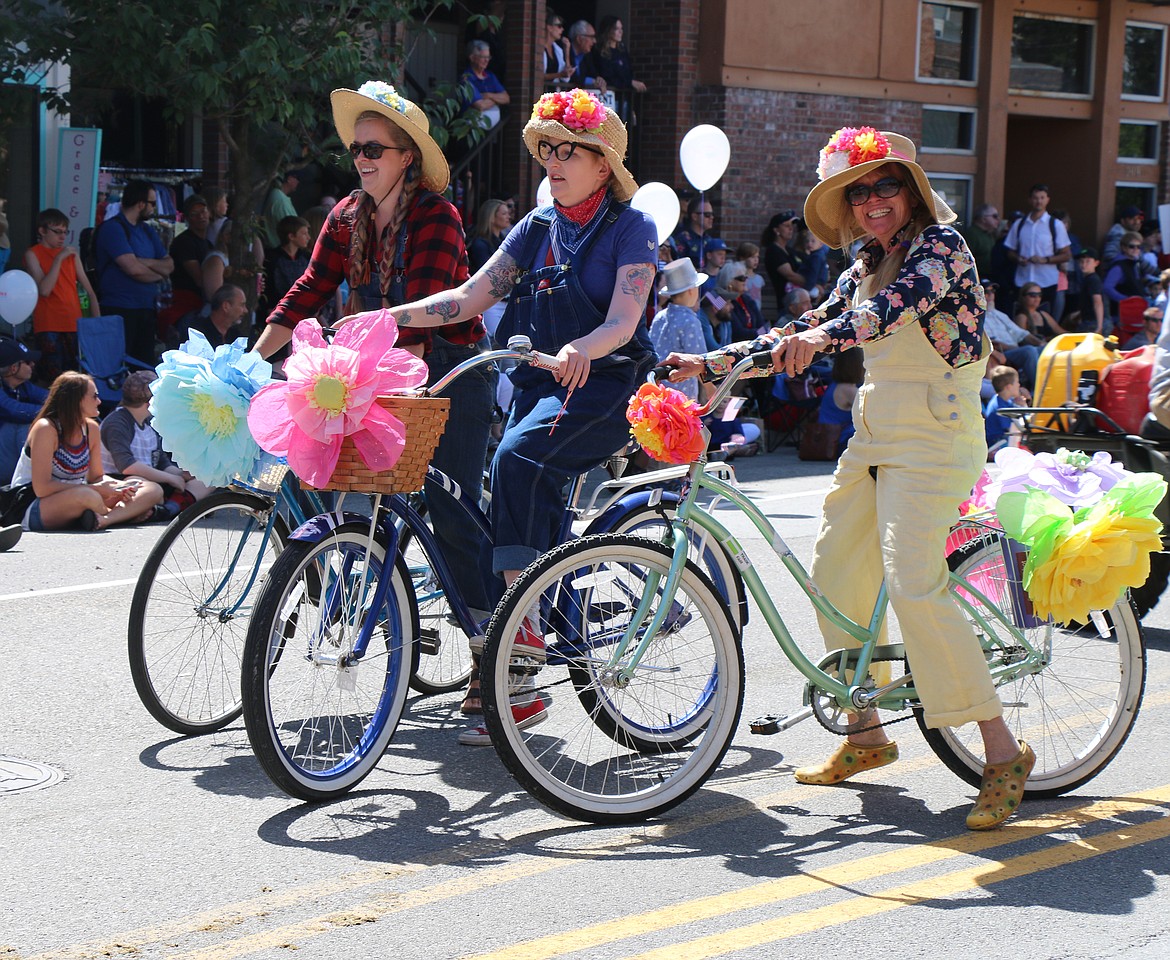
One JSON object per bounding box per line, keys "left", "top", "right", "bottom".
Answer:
{"left": 1033, "top": 333, "right": 1117, "bottom": 431}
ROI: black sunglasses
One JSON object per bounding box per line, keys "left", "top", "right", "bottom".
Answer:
{"left": 348, "top": 141, "right": 409, "bottom": 160}
{"left": 733, "top": 275, "right": 748, "bottom": 282}
{"left": 536, "top": 140, "right": 603, "bottom": 162}
{"left": 1124, "top": 243, "right": 1143, "bottom": 250}
{"left": 845, "top": 177, "right": 904, "bottom": 206}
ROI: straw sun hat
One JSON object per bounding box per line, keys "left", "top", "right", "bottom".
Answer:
{"left": 522, "top": 89, "right": 638, "bottom": 201}
{"left": 331, "top": 81, "right": 450, "bottom": 194}
{"left": 803, "top": 127, "right": 956, "bottom": 249}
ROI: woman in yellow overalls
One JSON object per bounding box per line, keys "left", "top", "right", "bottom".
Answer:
{"left": 668, "top": 128, "right": 1033, "bottom": 830}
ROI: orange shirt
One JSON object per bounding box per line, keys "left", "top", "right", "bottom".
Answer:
{"left": 30, "top": 244, "right": 82, "bottom": 333}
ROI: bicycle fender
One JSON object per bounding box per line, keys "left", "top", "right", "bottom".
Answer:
{"left": 288, "top": 511, "right": 373, "bottom": 542}
{"left": 586, "top": 489, "right": 680, "bottom": 534}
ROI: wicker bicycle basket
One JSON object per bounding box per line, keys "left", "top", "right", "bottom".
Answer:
{"left": 304, "top": 395, "right": 450, "bottom": 495}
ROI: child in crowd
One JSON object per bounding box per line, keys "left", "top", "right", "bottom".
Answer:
{"left": 99, "top": 370, "right": 214, "bottom": 520}
{"left": 649, "top": 259, "right": 708, "bottom": 402}
{"left": 23, "top": 208, "right": 102, "bottom": 382}
{"left": 735, "top": 241, "right": 765, "bottom": 312}
{"left": 984, "top": 365, "right": 1023, "bottom": 456}
{"left": 269, "top": 215, "right": 312, "bottom": 306}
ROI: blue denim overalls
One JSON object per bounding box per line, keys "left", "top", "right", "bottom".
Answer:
{"left": 489, "top": 201, "right": 655, "bottom": 585}
{"left": 355, "top": 197, "right": 494, "bottom": 614}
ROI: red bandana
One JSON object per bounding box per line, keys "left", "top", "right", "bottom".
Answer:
{"left": 555, "top": 185, "right": 608, "bottom": 226}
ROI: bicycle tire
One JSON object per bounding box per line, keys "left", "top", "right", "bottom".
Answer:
{"left": 480, "top": 534, "right": 744, "bottom": 823}
{"left": 399, "top": 522, "right": 475, "bottom": 695}
{"left": 128, "top": 490, "right": 288, "bottom": 735}
{"left": 594, "top": 502, "right": 746, "bottom": 631}
{"left": 241, "top": 522, "right": 415, "bottom": 801}
{"left": 920, "top": 536, "right": 1146, "bottom": 798}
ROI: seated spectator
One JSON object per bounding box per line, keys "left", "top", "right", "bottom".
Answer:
{"left": 9, "top": 371, "right": 163, "bottom": 531}
{"left": 1122, "top": 307, "right": 1163, "bottom": 351}
{"left": 984, "top": 365, "right": 1024, "bottom": 456}
{"left": 23, "top": 208, "right": 101, "bottom": 382}
{"left": 182, "top": 284, "right": 249, "bottom": 349}
{"left": 671, "top": 197, "right": 716, "bottom": 270}
{"left": 1104, "top": 231, "right": 1150, "bottom": 318}
{"left": 1102, "top": 205, "right": 1145, "bottom": 263}
{"left": 596, "top": 16, "right": 645, "bottom": 122}
{"left": 1, "top": 339, "right": 49, "bottom": 483}
{"left": 699, "top": 238, "right": 729, "bottom": 296}
{"left": 269, "top": 216, "right": 311, "bottom": 306}
{"left": 816, "top": 347, "right": 865, "bottom": 457}
{"left": 100, "top": 370, "right": 213, "bottom": 519}
{"left": 761, "top": 210, "right": 804, "bottom": 304}
{"left": 541, "top": 11, "right": 574, "bottom": 86}
{"left": 735, "top": 241, "right": 765, "bottom": 311}
{"left": 567, "top": 20, "right": 606, "bottom": 92}
{"left": 719, "top": 261, "right": 766, "bottom": 343}
{"left": 649, "top": 259, "right": 708, "bottom": 401}
{"left": 1015, "top": 282, "right": 1065, "bottom": 341}
{"left": 792, "top": 227, "right": 829, "bottom": 301}
{"left": 982, "top": 281, "right": 1041, "bottom": 390}
{"left": 779, "top": 288, "right": 812, "bottom": 325}
{"left": 165, "top": 195, "right": 213, "bottom": 331}
{"left": 461, "top": 40, "right": 509, "bottom": 130}
{"left": 1066, "top": 247, "right": 1105, "bottom": 334}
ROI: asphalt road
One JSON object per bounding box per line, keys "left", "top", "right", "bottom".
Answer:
{"left": 2, "top": 445, "right": 1168, "bottom": 960}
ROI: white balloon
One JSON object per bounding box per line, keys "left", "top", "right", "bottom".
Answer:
{"left": 679, "top": 125, "right": 731, "bottom": 192}
{"left": 631, "top": 182, "right": 681, "bottom": 247}
{"left": 0, "top": 270, "right": 38, "bottom": 327}
{"left": 536, "top": 176, "right": 553, "bottom": 206}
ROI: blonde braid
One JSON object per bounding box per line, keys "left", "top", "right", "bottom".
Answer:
{"left": 378, "top": 159, "right": 422, "bottom": 299}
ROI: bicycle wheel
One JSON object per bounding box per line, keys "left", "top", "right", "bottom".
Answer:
{"left": 241, "top": 522, "right": 415, "bottom": 801}
{"left": 480, "top": 534, "right": 744, "bottom": 823}
{"left": 920, "top": 536, "right": 1146, "bottom": 798}
{"left": 399, "top": 521, "right": 474, "bottom": 695}
{"left": 600, "top": 502, "right": 746, "bottom": 630}
{"left": 128, "top": 490, "right": 288, "bottom": 735}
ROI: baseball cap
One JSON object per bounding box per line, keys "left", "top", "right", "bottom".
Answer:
{"left": 1076, "top": 246, "right": 1099, "bottom": 260}
{"left": 768, "top": 210, "right": 801, "bottom": 230}
{"left": 979, "top": 278, "right": 999, "bottom": 292}
{"left": 1120, "top": 205, "right": 1145, "bottom": 219}
{"left": 703, "top": 237, "right": 729, "bottom": 253}
{"left": 0, "top": 338, "right": 42, "bottom": 368}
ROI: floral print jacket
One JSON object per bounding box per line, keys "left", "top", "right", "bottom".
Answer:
{"left": 701, "top": 224, "right": 987, "bottom": 380}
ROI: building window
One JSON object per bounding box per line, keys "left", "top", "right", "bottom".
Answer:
{"left": 918, "top": 2, "right": 979, "bottom": 84}
{"left": 922, "top": 107, "right": 976, "bottom": 153}
{"left": 929, "top": 175, "right": 972, "bottom": 227}
{"left": 1124, "top": 22, "right": 1167, "bottom": 101}
{"left": 1119, "top": 121, "right": 1160, "bottom": 163}
{"left": 1115, "top": 183, "right": 1157, "bottom": 221}
{"left": 1010, "top": 15, "right": 1094, "bottom": 96}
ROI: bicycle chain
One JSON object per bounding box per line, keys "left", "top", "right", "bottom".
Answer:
{"left": 809, "top": 651, "right": 919, "bottom": 736}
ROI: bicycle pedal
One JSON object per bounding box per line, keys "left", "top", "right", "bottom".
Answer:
{"left": 749, "top": 715, "right": 781, "bottom": 735}
{"left": 417, "top": 628, "right": 440, "bottom": 656}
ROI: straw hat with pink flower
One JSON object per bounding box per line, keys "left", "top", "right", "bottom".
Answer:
{"left": 803, "top": 127, "right": 957, "bottom": 249}
{"left": 522, "top": 89, "right": 638, "bottom": 201}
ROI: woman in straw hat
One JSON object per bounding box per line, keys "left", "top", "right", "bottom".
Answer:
{"left": 254, "top": 80, "right": 496, "bottom": 628}
{"left": 359, "top": 88, "right": 658, "bottom": 744}
{"left": 666, "top": 127, "right": 1033, "bottom": 830}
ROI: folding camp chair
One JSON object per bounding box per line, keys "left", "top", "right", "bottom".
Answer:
{"left": 77, "top": 315, "right": 154, "bottom": 408}
{"left": 1117, "top": 296, "right": 1149, "bottom": 341}
{"left": 766, "top": 373, "right": 823, "bottom": 450}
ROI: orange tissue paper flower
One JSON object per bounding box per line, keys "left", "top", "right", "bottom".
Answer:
{"left": 626, "top": 382, "right": 706, "bottom": 464}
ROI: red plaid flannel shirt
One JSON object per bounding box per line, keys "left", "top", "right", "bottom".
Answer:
{"left": 267, "top": 191, "right": 484, "bottom": 351}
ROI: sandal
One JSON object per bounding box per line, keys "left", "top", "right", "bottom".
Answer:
{"left": 794, "top": 740, "right": 899, "bottom": 785}
{"left": 460, "top": 677, "right": 482, "bottom": 716}
{"left": 966, "top": 740, "right": 1035, "bottom": 831}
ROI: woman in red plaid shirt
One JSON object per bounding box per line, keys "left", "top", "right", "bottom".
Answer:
{"left": 254, "top": 80, "right": 496, "bottom": 630}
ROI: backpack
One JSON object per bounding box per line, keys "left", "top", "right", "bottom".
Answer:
{"left": 83, "top": 216, "right": 134, "bottom": 300}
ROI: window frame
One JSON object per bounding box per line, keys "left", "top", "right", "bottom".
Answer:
{"left": 1114, "top": 181, "right": 1158, "bottom": 218}
{"left": 1008, "top": 13, "right": 1096, "bottom": 100}
{"left": 1122, "top": 20, "right": 1167, "bottom": 103}
{"left": 926, "top": 173, "right": 973, "bottom": 227}
{"left": 1119, "top": 120, "right": 1161, "bottom": 166}
{"left": 921, "top": 105, "right": 978, "bottom": 155}
{"left": 916, "top": 0, "right": 981, "bottom": 87}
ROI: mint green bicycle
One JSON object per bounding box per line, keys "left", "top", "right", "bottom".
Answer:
{"left": 478, "top": 354, "right": 1146, "bottom": 823}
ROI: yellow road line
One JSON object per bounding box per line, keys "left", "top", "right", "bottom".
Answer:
{"left": 465, "top": 787, "right": 1170, "bottom": 960}
{"left": 623, "top": 800, "right": 1170, "bottom": 960}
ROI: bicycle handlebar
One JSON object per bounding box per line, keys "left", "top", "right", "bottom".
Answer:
{"left": 420, "top": 335, "right": 560, "bottom": 396}
{"left": 649, "top": 352, "right": 775, "bottom": 418}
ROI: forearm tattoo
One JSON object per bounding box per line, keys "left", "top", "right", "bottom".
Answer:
{"left": 422, "top": 299, "right": 461, "bottom": 324}
{"left": 620, "top": 263, "right": 655, "bottom": 303}
{"left": 483, "top": 256, "right": 522, "bottom": 299}
{"left": 598, "top": 316, "right": 631, "bottom": 346}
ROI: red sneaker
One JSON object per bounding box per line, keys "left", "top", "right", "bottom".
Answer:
{"left": 513, "top": 617, "right": 546, "bottom": 662}
{"left": 457, "top": 693, "right": 548, "bottom": 746}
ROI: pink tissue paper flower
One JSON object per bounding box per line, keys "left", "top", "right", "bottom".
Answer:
{"left": 247, "top": 311, "right": 428, "bottom": 488}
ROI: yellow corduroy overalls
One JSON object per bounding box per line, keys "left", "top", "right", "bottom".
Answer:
{"left": 808, "top": 318, "right": 1002, "bottom": 729}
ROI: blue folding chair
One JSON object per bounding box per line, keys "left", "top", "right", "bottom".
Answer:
{"left": 77, "top": 315, "right": 154, "bottom": 406}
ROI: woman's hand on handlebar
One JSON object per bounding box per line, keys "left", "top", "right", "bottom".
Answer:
{"left": 771, "top": 326, "right": 832, "bottom": 378}
{"left": 554, "top": 343, "right": 591, "bottom": 389}
{"left": 660, "top": 352, "right": 705, "bottom": 382}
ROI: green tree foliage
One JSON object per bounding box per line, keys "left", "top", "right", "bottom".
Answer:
{"left": 2, "top": 0, "right": 494, "bottom": 298}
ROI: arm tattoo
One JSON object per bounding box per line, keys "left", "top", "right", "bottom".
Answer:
{"left": 424, "top": 300, "right": 462, "bottom": 324}
{"left": 483, "top": 256, "right": 522, "bottom": 300}
{"left": 598, "top": 317, "right": 631, "bottom": 346}
{"left": 620, "top": 263, "right": 655, "bottom": 303}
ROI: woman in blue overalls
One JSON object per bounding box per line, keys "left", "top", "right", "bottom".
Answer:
{"left": 372, "top": 89, "right": 658, "bottom": 742}
{"left": 255, "top": 81, "right": 495, "bottom": 624}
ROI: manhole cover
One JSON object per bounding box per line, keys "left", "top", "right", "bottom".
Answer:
{"left": 0, "top": 757, "right": 65, "bottom": 795}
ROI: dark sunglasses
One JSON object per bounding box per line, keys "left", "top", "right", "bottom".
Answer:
{"left": 1023, "top": 291, "right": 1042, "bottom": 297}
{"left": 348, "top": 141, "right": 409, "bottom": 160}
{"left": 845, "top": 177, "right": 904, "bottom": 206}
{"left": 536, "top": 140, "right": 603, "bottom": 162}
{"left": 733, "top": 275, "right": 748, "bottom": 282}
{"left": 1124, "top": 243, "right": 1143, "bottom": 250}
